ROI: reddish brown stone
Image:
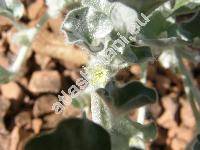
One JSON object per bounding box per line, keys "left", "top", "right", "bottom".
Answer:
{"left": 32, "top": 118, "right": 43, "bottom": 134}
{"left": 1, "top": 82, "right": 23, "bottom": 100}
{"left": 33, "top": 95, "right": 58, "bottom": 117}
{"left": 28, "top": 70, "right": 61, "bottom": 94}
{"left": 15, "top": 111, "right": 32, "bottom": 128}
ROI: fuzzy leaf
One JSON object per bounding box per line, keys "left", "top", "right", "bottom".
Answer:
{"left": 110, "top": 2, "right": 138, "bottom": 34}
{"left": 61, "top": 7, "right": 90, "bottom": 44}
{"left": 140, "top": 11, "right": 171, "bottom": 39}
{"left": 0, "top": 0, "right": 7, "bottom": 9}
{"left": 72, "top": 94, "right": 91, "bottom": 108}
{"left": 86, "top": 8, "right": 113, "bottom": 39}
{"left": 110, "top": 117, "right": 156, "bottom": 150}
{"left": 131, "top": 122, "right": 157, "bottom": 141}
{"left": 82, "top": 0, "right": 113, "bottom": 15}
{"left": 128, "top": 46, "right": 153, "bottom": 63}
{"left": 172, "top": 2, "right": 200, "bottom": 16}
{"left": 96, "top": 80, "right": 157, "bottom": 114}
{"left": 61, "top": 6, "right": 112, "bottom": 52}
{"left": 0, "top": 66, "right": 13, "bottom": 84}
{"left": 179, "top": 12, "right": 200, "bottom": 41}
{"left": 173, "top": 0, "right": 200, "bottom": 10}
{"left": 25, "top": 118, "right": 111, "bottom": 150}
{"left": 108, "top": 0, "right": 169, "bottom": 14}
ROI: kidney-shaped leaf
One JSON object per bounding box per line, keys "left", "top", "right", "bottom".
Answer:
{"left": 140, "top": 11, "right": 171, "bottom": 39}
{"left": 96, "top": 79, "right": 157, "bottom": 114}
{"left": 25, "top": 118, "right": 111, "bottom": 150}
{"left": 61, "top": 7, "right": 91, "bottom": 44}
{"left": 131, "top": 121, "right": 157, "bottom": 141}
{"left": 110, "top": 2, "right": 138, "bottom": 34}
{"left": 61, "top": 6, "right": 113, "bottom": 52}
{"left": 82, "top": 0, "right": 113, "bottom": 15}
{"left": 179, "top": 12, "right": 200, "bottom": 41}
{"left": 128, "top": 46, "right": 153, "bottom": 63}
{"left": 108, "top": 0, "right": 169, "bottom": 14}
{"left": 172, "top": 2, "right": 200, "bottom": 16}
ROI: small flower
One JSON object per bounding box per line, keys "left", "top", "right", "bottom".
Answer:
{"left": 84, "top": 57, "right": 110, "bottom": 91}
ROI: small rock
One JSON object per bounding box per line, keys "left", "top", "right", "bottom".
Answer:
{"left": 0, "top": 133, "right": 10, "bottom": 150}
{"left": 0, "top": 97, "right": 10, "bottom": 134}
{"left": 148, "top": 101, "right": 162, "bottom": 119}
{"left": 0, "top": 39, "right": 6, "bottom": 53}
{"left": 10, "top": 126, "right": 20, "bottom": 150}
{"left": 0, "top": 97, "right": 10, "bottom": 117}
{"left": 32, "top": 118, "right": 43, "bottom": 134}
{"left": 130, "top": 64, "right": 141, "bottom": 77}
{"left": 15, "top": 111, "right": 32, "bottom": 128}
{"left": 170, "top": 138, "right": 186, "bottom": 150}
{"left": 43, "top": 113, "right": 63, "bottom": 129}
{"left": 155, "top": 75, "right": 171, "bottom": 95}
{"left": 0, "top": 54, "right": 9, "bottom": 68}
{"left": 27, "top": 0, "right": 44, "bottom": 20}
{"left": 28, "top": 70, "right": 61, "bottom": 94}
{"left": 17, "top": 129, "right": 33, "bottom": 150}
{"left": 35, "top": 54, "right": 51, "bottom": 69}
{"left": 0, "top": 16, "right": 11, "bottom": 26}
{"left": 63, "top": 70, "right": 80, "bottom": 81}
{"left": 33, "top": 95, "right": 57, "bottom": 117}
{"left": 180, "top": 98, "right": 195, "bottom": 128}
{"left": 16, "top": 77, "right": 29, "bottom": 88}
{"left": 174, "top": 126, "right": 194, "bottom": 142}
{"left": 157, "top": 111, "right": 177, "bottom": 129}
{"left": 157, "top": 96, "right": 178, "bottom": 129}
{"left": 147, "top": 64, "right": 157, "bottom": 80}
{"left": 155, "top": 127, "right": 168, "bottom": 145}
{"left": 62, "top": 105, "right": 82, "bottom": 118}
{"left": 48, "top": 15, "right": 63, "bottom": 33}
{"left": 41, "top": 105, "right": 81, "bottom": 129}
{"left": 1, "top": 82, "right": 23, "bottom": 100}
{"left": 116, "top": 69, "right": 132, "bottom": 82}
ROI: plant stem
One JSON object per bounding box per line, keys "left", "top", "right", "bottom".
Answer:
{"left": 137, "top": 63, "right": 147, "bottom": 125}
{"left": 8, "top": 13, "right": 49, "bottom": 74}
{"left": 137, "top": 37, "right": 200, "bottom": 63}
{"left": 9, "top": 46, "right": 28, "bottom": 73}
{"left": 175, "top": 47, "right": 200, "bottom": 132}
{"left": 135, "top": 63, "right": 147, "bottom": 148}
{"left": 175, "top": 47, "right": 200, "bottom": 104}
{"left": 91, "top": 92, "right": 112, "bottom": 129}
{"left": 137, "top": 37, "right": 189, "bottom": 49}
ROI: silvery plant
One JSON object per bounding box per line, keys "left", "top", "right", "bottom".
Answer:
{"left": 0, "top": 0, "right": 200, "bottom": 150}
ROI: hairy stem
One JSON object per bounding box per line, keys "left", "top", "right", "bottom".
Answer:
{"left": 137, "top": 37, "right": 200, "bottom": 63}
{"left": 91, "top": 92, "right": 112, "bottom": 129}
{"left": 175, "top": 47, "right": 200, "bottom": 132}
{"left": 137, "top": 37, "right": 189, "bottom": 49}
{"left": 135, "top": 63, "right": 147, "bottom": 148}
{"left": 137, "top": 63, "right": 147, "bottom": 125}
